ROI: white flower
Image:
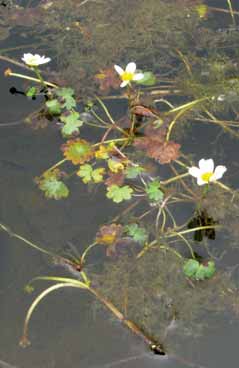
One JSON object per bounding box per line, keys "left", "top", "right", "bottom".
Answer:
{"left": 22, "top": 53, "right": 51, "bottom": 67}
{"left": 188, "top": 158, "right": 227, "bottom": 186}
{"left": 114, "top": 62, "right": 144, "bottom": 88}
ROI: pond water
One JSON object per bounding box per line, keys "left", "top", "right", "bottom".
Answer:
{"left": 1, "top": 1, "right": 239, "bottom": 367}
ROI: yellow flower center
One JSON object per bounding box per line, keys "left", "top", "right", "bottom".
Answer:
{"left": 201, "top": 172, "right": 213, "bottom": 182}
{"left": 122, "top": 71, "right": 134, "bottom": 81}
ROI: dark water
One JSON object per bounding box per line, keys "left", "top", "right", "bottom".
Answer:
{"left": 1, "top": 1, "right": 239, "bottom": 368}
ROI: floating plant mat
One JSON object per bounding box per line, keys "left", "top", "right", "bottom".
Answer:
{"left": 1, "top": 0, "right": 239, "bottom": 368}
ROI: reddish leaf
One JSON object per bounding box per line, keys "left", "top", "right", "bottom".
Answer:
{"left": 105, "top": 172, "right": 125, "bottom": 187}
{"left": 131, "top": 105, "right": 159, "bottom": 118}
{"left": 61, "top": 139, "right": 94, "bottom": 165}
{"left": 96, "top": 224, "right": 123, "bottom": 246}
{"left": 134, "top": 125, "right": 181, "bottom": 164}
{"left": 95, "top": 68, "right": 120, "bottom": 93}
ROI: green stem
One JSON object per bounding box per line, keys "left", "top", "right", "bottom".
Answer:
{"left": 43, "top": 158, "right": 67, "bottom": 175}
{"left": 6, "top": 71, "right": 58, "bottom": 88}
{"left": 167, "top": 225, "right": 221, "bottom": 238}
{"left": 161, "top": 172, "right": 189, "bottom": 185}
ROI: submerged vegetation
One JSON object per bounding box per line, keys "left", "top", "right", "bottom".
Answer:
{"left": 2, "top": 0, "right": 239, "bottom": 366}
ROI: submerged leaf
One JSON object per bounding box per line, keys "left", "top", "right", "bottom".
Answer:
{"left": 96, "top": 223, "right": 123, "bottom": 245}
{"left": 95, "top": 67, "right": 120, "bottom": 93}
{"left": 125, "top": 165, "right": 145, "bottom": 179}
{"left": 124, "top": 223, "right": 148, "bottom": 245}
{"left": 105, "top": 172, "right": 125, "bottom": 187}
{"left": 134, "top": 126, "right": 181, "bottom": 164}
{"left": 106, "top": 185, "right": 133, "bottom": 203}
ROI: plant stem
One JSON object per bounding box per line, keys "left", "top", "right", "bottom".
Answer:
{"left": 5, "top": 71, "right": 58, "bottom": 88}
{"left": 161, "top": 172, "right": 189, "bottom": 185}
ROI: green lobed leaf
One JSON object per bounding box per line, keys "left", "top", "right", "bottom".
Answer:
{"left": 46, "top": 99, "right": 62, "bottom": 115}
{"left": 195, "top": 261, "right": 216, "bottom": 280}
{"left": 92, "top": 168, "right": 105, "bottom": 183}
{"left": 106, "top": 185, "right": 133, "bottom": 203}
{"left": 26, "top": 86, "right": 37, "bottom": 98}
{"left": 125, "top": 165, "right": 145, "bottom": 179}
{"left": 135, "top": 71, "right": 157, "bottom": 86}
{"left": 39, "top": 176, "right": 69, "bottom": 199}
{"left": 183, "top": 259, "right": 216, "bottom": 280}
{"left": 125, "top": 223, "right": 148, "bottom": 245}
{"left": 77, "top": 164, "right": 93, "bottom": 183}
{"left": 183, "top": 259, "right": 200, "bottom": 278}
{"left": 60, "top": 111, "right": 83, "bottom": 136}
{"left": 56, "top": 87, "right": 76, "bottom": 110}
{"left": 145, "top": 180, "right": 164, "bottom": 202}
{"left": 77, "top": 164, "right": 105, "bottom": 183}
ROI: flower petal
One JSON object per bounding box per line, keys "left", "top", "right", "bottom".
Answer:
{"left": 188, "top": 167, "right": 201, "bottom": 178}
{"left": 197, "top": 177, "right": 207, "bottom": 186}
{"left": 125, "top": 62, "right": 136, "bottom": 73}
{"left": 120, "top": 80, "right": 129, "bottom": 88}
{"left": 198, "top": 158, "right": 214, "bottom": 173}
{"left": 133, "top": 72, "right": 144, "bottom": 81}
{"left": 114, "top": 65, "right": 124, "bottom": 76}
{"left": 211, "top": 165, "right": 227, "bottom": 181}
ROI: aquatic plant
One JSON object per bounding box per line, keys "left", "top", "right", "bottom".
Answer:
{"left": 1, "top": 1, "right": 239, "bottom": 366}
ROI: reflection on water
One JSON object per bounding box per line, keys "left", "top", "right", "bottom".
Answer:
{"left": 1, "top": 0, "right": 239, "bottom": 367}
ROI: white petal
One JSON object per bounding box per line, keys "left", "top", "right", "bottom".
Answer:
{"left": 120, "top": 80, "right": 129, "bottom": 88}
{"left": 39, "top": 57, "right": 51, "bottom": 64}
{"left": 197, "top": 177, "right": 207, "bottom": 186}
{"left": 126, "top": 62, "right": 136, "bottom": 73}
{"left": 133, "top": 72, "right": 144, "bottom": 81}
{"left": 188, "top": 167, "right": 201, "bottom": 178}
{"left": 198, "top": 158, "right": 214, "bottom": 173}
{"left": 211, "top": 165, "right": 227, "bottom": 181}
{"left": 114, "top": 65, "right": 124, "bottom": 76}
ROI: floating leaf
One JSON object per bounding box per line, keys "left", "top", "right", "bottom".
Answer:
{"left": 95, "top": 145, "right": 110, "bottom": 160}
{"left": 125, "top": 165, "right": 144, "bottom": 179}
{"left": 195, "top": 4, "right": 208, "bottom": 18}
{"left": 195, "top": 261, "right": 216, "bottom": 280}
{"left": 46, "top": 99, "right": 62, "bottom": 115}
{"left": 106, "top": 185, "right": 133, "bottom": 203}
{"left": 56, "top": 87, "right": 76, "bottom": 110}
{"left": 124, "top": 223, "right": 148, "bottom": 245}
{"left": 26, "top": 86, "right": 37, "bottom": 98}
{"left": 62, "top": 139, "right": 94, "bottom": 165}
{"left": 77, "top": 164, "right": 105, "bottom": 183}
{"left": 145, "top": 180, "right": 164, "bottom": 202}
{"left": 183, "top": 259, "right": 216, "bottom": 280}
{"left": 108, "top": 158, "right": 125, "bottom": 173}
{"left": 38, "top": 175, "right": 69, "bottom": 200}
{"left": 96, "top": 223, "right": 123, "bottom": 245}
{"left": 135, "top": 71, "right": 157, "bottom": 86}
{"left": 60, "top": 111, "right": 83, "bottom": 136}
{"left": 183, "top": 259, "right": 200, "bottom": 278}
